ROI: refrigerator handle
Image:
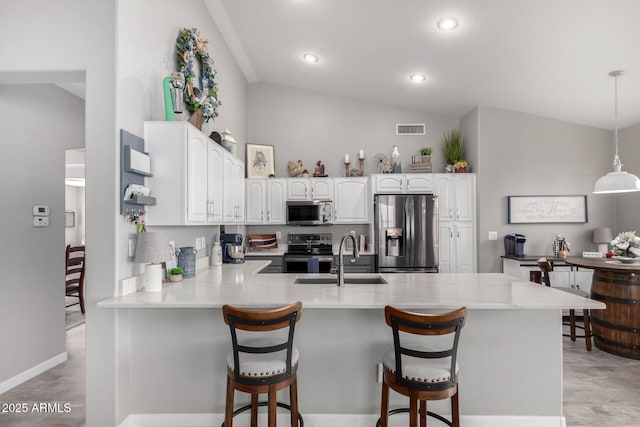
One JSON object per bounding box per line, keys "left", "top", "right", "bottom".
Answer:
{"left": 405, "top": 196, "right": 414, "bottom": 264}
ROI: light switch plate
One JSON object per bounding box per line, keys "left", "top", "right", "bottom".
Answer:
{"left": 33, "top": 216, "right": 49, "bottom": 227}
{"left": 488, "top": 231, "right": 498, "bottom": 241}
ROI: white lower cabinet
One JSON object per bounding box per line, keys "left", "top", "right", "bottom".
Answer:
{"left": 502, "top": 258, "right": 593, "bottom": 293}
{"left": 334, "top": 178, "right": 369, "bottom": 224}
{"left": 439, "top": 223, "right": 474, "bottom": 273}
{"left": 245, "top": 178, "right": 287, "bottom": 224}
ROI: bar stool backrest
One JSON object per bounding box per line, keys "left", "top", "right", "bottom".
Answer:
{"left": 385, "top": 306, "right": 467, "bottom": 392}
{"left": 537, "top": 258, "right": 553, "bottom": 287}
{"left": 223, "top": 301, "right": 302, "bottom": 386}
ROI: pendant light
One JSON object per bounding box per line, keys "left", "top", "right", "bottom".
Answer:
{"left": 593, "top": 70, "right": 640, "bottom": 194}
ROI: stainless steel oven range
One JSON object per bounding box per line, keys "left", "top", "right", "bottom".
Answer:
{"left": 283, "top": 233, "right": 334, "bottom": 273}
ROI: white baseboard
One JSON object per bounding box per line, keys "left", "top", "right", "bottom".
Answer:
{"left": 119, "top": 412, "right": 566, "bottom": 427}
{"left": 0, "top": 352, "right": 67, "bottom": 395}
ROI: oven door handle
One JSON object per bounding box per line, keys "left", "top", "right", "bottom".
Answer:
{"left": 285, "top": 256, "right": 334, "bottom": 263}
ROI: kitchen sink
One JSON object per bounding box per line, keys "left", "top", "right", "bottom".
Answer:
{"left": 294, "top": 275, "right": 387, "bottom": 285}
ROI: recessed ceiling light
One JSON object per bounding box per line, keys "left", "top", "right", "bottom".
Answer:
{"left": 409, "top": 74, "right": 426, "bottom": 83}
{"left": 437, "top": 17, "right": 459, "bottom": 30}
{"left": 302, "top": 53, "right": 319, "bottom": 63}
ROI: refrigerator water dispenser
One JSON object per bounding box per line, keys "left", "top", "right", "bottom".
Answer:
{"left": 385, "top": 228, "right": 404, "bottom": 257}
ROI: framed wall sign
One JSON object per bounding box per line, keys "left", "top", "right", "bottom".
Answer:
{"left": 507, "top": 195, "right": 588, "bottom": 224}
{"left": 246, "top": 143, "right": 275, "bottom": 178}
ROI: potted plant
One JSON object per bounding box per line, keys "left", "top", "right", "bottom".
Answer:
{"left": 419, "top": 147, "right": 432, "bottom": 164}
{"left": 168, "top": 266, "right": 184, "bottom": 282}
{"left": 442, "top": 130, "right": 465, "bottom": 172}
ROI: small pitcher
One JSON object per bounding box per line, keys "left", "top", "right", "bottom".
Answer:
{"left": 176, "top": 246, "right": 198, "bottom": 278}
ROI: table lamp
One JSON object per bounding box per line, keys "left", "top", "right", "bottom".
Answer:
{"left": 135, "top": 232, "right": 172, "bottom": 292}
{"left": 592, "top": 227, "right": 613, "bottom": 256}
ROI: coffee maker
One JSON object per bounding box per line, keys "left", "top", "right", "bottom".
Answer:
{"left": 220, "top": 233, "right": 244, "bottom": 264}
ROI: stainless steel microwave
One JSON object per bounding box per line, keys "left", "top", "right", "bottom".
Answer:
{"left": 286, "top": 200, "right": 333, "bottom": 225}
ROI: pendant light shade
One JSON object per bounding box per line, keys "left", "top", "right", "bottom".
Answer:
{"left": 593, "top": 70, "right": 640, "bottom": 194}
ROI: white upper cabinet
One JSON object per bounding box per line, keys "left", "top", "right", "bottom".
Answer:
{"left": 435, "top": 174, "right": 474, "bottom": 223}
{"left": 334, "top": 178, "right": 369, "bottom": 224}
{"left": 207, "top": 143, "right": 224, "bottom": 223}
{"left": 246, "top": 178, "right": 287, "bottom": 224}
{"left": 373, "top": 174, "right": 433, "bottom": 193}
{"left": 287, "top": 178, "right": 333, "bottom": 200}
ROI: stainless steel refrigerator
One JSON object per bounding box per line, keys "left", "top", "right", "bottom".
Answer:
{"left": 374, "top": 193, "right": 439, "bottom": 272}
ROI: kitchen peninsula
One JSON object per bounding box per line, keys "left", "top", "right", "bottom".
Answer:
{"left": 99, "top": 261, "right": 603, "bottom": 427}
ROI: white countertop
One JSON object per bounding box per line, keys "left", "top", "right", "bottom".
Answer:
{"left": 98, "top": 261, "right": 605, "bottom": 310}
{"left": 244, "top": 249, "right": 376, "bottom": 256}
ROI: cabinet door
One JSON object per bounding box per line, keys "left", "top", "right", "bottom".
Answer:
{"left": 455, "top": 223, "right": 475, "bottom": 272}
{"left": 334, "top": 178, "right": 368, "bottom": 223}
{"left": 288, "top": 179, "right": 309, "bottom": 199}
{"left": 267, "top": 179, "right": 287, "bottom": 224}
{"left": 234, "top": 159, "right": 245, "bottom": 223}
{"left": 374, "top": 175, "right": 404, "bottom": 193}
{"left": 222, "top": 152, "right": 236, "bottom": 223}
{"left": 575, "top": 270, "right": 593, "bottom": 293}
{"left": 245, "top": 179, "right": 266, "bottom": 224}
{"left": 406, "top": 174, "right": 433, "bottom": 192}
{"left": 311, "top": 179, "right": 333, "bottom": 199}
{"left": 453, "top": 175, "right": 474, "bottom": 222}
{"left": 435, "top": 174, "right": 454, "bottom": 222}
{"left": 186, "top": 128, "right": 208, "bottom": 223}
{"left": 438, "top": 223, "right": 455, "bottom": 273}
{"left": 207, "top": 142, "right": 224, "bottom": 223}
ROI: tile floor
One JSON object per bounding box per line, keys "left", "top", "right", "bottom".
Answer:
{"left": 1, "top": 324, "right": 639, "bottom": 426}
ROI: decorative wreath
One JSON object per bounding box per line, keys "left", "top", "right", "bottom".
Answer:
{"left": 176, "top": 27, "right": 220, "bottom": 121}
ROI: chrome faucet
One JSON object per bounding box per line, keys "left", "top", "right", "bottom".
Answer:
{"left": 337, "top": 231, "right": 359, "bottom": 286}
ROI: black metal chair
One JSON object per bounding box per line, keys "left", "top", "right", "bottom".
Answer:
{"left": 222, "top": 301, "right": 303, "bottom": 427}
{"left": 378, "top": 306, "right": 467, "bottom": 427}
{"left": 537, "top": 258, "right": 592, "bottom": 351}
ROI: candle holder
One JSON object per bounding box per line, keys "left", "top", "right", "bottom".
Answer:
{"left": 358, "top": 158, "right": 365, "bottom": 176}
{"left": 344, "top": 162, "right": 351, "bottom": 177}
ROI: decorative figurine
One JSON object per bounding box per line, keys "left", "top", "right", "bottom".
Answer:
{"left": 302, "top": 169, "right": 309, "bottom": 177}
{"left": 288, "top": 160, "right": 304, "bottom": 177}
{"left": 313, "top": 161, "right": 328, "bottom": 177}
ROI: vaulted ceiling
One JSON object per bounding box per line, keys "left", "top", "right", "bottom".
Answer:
{"left": 209, "top": 0, "right": 640, "bottom": 130}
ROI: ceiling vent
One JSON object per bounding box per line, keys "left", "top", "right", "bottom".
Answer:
{"left": 396, "top": 124, "right": 425, "bottom": 135}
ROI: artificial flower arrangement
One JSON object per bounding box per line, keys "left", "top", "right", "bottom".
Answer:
{"left": 611, "top": 231, "right": 640, "bottom": 258}
{"left": 176, "top": 27, "right": 220, "bottom": 122}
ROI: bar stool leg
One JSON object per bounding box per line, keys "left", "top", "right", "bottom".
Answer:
{"left": 251, "top": 393, "right": 258, "bottom": 427}
{"left": 225, "top": 377, "right": 235, "bottom": 427}
{"left": 380, "top": 382, "right": 389, "bottom": 427}
{"left": 451, "top": 388, "right": 460, "bottom": 427}
{"left": 419, "top": 400, "right": 426, "bottom": 427}
{"left": 569, "top": 309, "right": 577, "bottom": 341}
{"left": 268, "top": 385, "right": 277, "bottom": 427}
{"left": 290, "top": 379, "right": 299, "bottom": 427}
{"left": 583, "top": 309, "right": 592, "bottom": 351}
{"left": 409, "top": 394, "right": 418, "bottom": 427}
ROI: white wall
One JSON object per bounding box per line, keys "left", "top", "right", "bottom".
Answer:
{"left": 615, "top": 123, "right": 640, "bottom": 233}
{"left": 0, "top": 83, "right": 84, "bottom": 387}
{"left": 117, "top": 0, "right": 249, "bottom": 278}
{"left": 248, "top": 82, "right": 460, "bottom": 178}
{"left": 475, "top": 106, "right": 614, "bottom": 273}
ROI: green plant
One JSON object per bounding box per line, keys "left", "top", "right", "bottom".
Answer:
{"left": 442, "top": 129, "right": 464, "bottom": 165}
{"left": 168, "top": 267, "right": 184, "bottom": 275}
{"left": 420, "top": 147, "right": 432, "bottom": 156}
{"left": 268, "top": 173, "right": 275, "bottom": 178}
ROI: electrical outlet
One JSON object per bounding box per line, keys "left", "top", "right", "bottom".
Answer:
{"left": 276, "top": 231, "right": 282, "bottom": 239}
{"left": 377, "top": 363, "right": 383, "bottom": 383}
{"left": 201, "top": 236, "right": 206, "bottom": 249}
{"left": 488, "top": 231, "right": 498, "bottom": 241}
{"left": 128, "top": 239, "right": 136, "bottom": 258}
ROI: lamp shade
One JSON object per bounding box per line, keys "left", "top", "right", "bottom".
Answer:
{"left": 593, "top": 171, "right": 640, "bottom": 194}
{"left": 135, "top": 232, "right": 171, "bottom": 264}
{"left": 593, "top": 227, "right": 613, "bottom": 243}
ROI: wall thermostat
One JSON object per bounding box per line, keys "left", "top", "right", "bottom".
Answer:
{"left": 33, "top": 205, "right": 50, "bottom": 216}
{"left": 33, "top": 216, "right": 50, "bottom": 227}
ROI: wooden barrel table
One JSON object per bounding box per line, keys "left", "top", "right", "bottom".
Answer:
{"left": 565, "top": 257, "right": 640, "bottom": 359}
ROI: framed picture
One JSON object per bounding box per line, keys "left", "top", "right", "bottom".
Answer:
{"left": 65, "top": 210, "right": 76, "bottom": 228}
{"left": 246, "top": 143, "right": 275, "bottom": 178}
{"left": 507, "top": 195, "right": 588, "bottom": 224}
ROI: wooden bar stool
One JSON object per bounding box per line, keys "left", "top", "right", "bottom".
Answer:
{"left": 222, "top": 301, "right": 303, "bottom": 427}
{"left": 537, "top": 258, "right": 592, "bottom": 351}
{"left": 378, "top": 306, "right": 467, "bottom": 427}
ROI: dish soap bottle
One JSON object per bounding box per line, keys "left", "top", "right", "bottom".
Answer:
{"left": 391, "top": 145, "right": 402, "bottom": 173}
{"left": 212, "top": 236, "right": 223, "bottom": 266}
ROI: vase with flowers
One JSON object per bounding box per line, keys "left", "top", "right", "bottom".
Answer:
{"left": 611, "top": 231, "right": 640, "bottom": 263}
